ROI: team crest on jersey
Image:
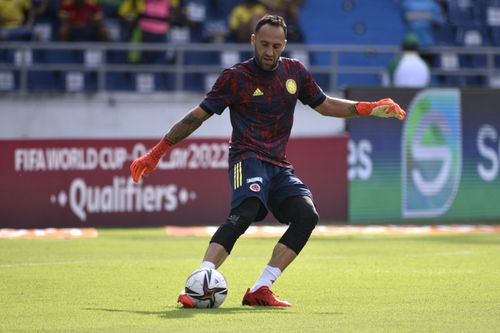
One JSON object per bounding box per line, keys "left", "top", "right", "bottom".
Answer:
{"left": 249, "top": 183, "right": 261, "bottom": 192}
{"left": 285, "top": 79, "right": 297, "bottom": 94}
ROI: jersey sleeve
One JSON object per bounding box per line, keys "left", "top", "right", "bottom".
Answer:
{"left": 200, "top": 68, "right": 237, "bottom": 115}
{"left": 297, "top": 62, "right": 326, "bottom": 108}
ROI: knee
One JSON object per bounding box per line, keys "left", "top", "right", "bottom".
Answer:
{"left": 301, "top": 208, "right": 319, "bottom": 231}
{"left": 210, "top": 197, "right": 262, "bottom": 254}
{"left": 277, "top": 196, "right": 319, "bottom": 254}
{"left": 286, "top": 196, "right": 319, "bottom": 230}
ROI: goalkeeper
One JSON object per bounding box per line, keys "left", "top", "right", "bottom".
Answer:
{"left": 130, "top": 15, "right": 406, "bottom": 307}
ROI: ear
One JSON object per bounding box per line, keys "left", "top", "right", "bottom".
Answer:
{"left": 251, "top": 33, "right": 256, "bottom": 45}
{"left": 283, "top": 39, "right": 287, "bottom": 51}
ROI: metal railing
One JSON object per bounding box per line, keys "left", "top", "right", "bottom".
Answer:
{"left": 1, "top": 42, "right": 499, "bottom": 93}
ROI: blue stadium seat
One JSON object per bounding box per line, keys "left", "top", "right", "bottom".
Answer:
{"left": 455, "top": 27, "right": 489, "bottom": 86}
{"left": 106, "top": 72, "right": 134, "bottom": 91}
{"left": 28, "top": 72, "right": 62, "bottom": 91}
{"left": 490, "top": 27, "right": 500, "bottom": 45}
{"left": 183, "top": 50, "right": 219, "bottom": 91}
{"left": 445, "top": 0, "right": 484, "bottom": 27}
{"left": 434, "top": 25, "right": 456, "bottom": 46}
{"left": 41, "top": 49, "right": 84, "bottom": 64}
{"left": 101, "top": 2, "right": 119, "bottom": 18}
{"left": 0, "top": 49, "right": 15, "bottom": 64}
{"left": 456, "top": 26, "right": 490, "bottom": 67}
{"left": 0, "top": 70, "right": 17, "bottom": 91}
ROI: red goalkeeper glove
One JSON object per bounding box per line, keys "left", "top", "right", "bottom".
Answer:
{"left": 130, "top": 139, "right": 173, "bottom": 182}
{"left": 355, "top": 98, "right": 406, "bottom": 120}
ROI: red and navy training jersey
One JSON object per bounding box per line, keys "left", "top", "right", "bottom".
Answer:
{"left": 200, "top": 57, "right": 326, "bottom": 168}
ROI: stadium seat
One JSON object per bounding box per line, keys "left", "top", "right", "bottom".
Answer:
{"left": 42, "top": 49, "right": 84, "bottom": 64}
{"left": 106, "top": 72, "right": 134, "bottom": 91}
{"left": 454, "top": 27, "right": 489, "bottom": 86}
{"left": 491, "top": 27, "right": 500, "bottom": 45}
{"left": 445, "top": 0, "right": 484, "bottom": 27}
{"left": 32, "top": 21, "right": 53, "bottom": 42}
{"left": 486, "top": 4, "right": 500, "bottom": 28}
{"left": 104, "top": 18, "right": 122, "bottom": 42}
{"left": 28, "top": 72, "right": 62, "bottom": 91}
{"left": 0, "top": 71, "right": 16, "bottom": 91}
{"left": 434, "top": 25, "right": 456, "bottom": 46}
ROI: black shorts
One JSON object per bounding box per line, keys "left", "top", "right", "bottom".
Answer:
{"left": 229, "top": 158, "right": 313, "bottom": 223}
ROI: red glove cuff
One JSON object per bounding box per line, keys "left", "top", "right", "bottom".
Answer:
{"left": 149, "top": 138, "right": 173, "bottom": 161}
{"left": 354, "top": 101, "right": 373, "bottom": 116}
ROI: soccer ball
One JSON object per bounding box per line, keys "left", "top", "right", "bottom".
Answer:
{"left": 184, "top": 268, "right": 228, "bottom": 308}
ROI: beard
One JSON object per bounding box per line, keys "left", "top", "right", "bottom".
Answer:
{"left": 254, "top": 47, "right": 279, "bottom": 71}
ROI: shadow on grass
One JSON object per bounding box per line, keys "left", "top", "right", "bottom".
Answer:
{"left": 84, "top": 306, "right": 293, "bottom": 319}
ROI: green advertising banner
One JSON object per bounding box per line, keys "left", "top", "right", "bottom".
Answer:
{"left": 346, "top": 88, "right": 500, "bottom": 224}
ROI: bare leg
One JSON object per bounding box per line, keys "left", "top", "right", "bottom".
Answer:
{"left": 248, "top": 243, "right": 297, "bottom": 292}
{"left": 267, "top": 242, "right": 297, "bottom": 271}
{"left": 202, "top": 242, "right": 229, "bottom": 269}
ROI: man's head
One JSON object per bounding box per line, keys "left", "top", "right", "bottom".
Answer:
{"left": 401, "top": 33, "right": 419, "bottom": 52}
{"left": 251, "top": 15, "right": 287, "bottom": 71}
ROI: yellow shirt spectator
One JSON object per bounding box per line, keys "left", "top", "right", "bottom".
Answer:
{"left": 0, "top": 0, "right": 32, "bottom": 29}
{"left": 229, "top": 0, "right": 267, "bottom": 42}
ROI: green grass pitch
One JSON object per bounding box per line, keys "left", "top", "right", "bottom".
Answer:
{"left": 1, "top": 229, "right": 499, "bottom": 332}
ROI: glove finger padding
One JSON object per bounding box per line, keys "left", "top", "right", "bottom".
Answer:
{"left": 130, "top": 159, "right": 147, "bottom": 182}
{"left": 129, "top": 139, "right": 173, "bottom": 183}
{"left": 356, "top": 98, "right": 406, "bottom": 120}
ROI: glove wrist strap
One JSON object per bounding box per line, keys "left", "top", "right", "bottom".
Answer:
{"left": 149, "top": 138, "right": 173, "bottom": 161}
{"left": 354, "top": 101, "right": 373, "bottom": 116}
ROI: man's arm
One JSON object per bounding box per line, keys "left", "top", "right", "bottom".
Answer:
{"left": 314, "top": 95, "right": 406, "bottom": 120}
{"left": 314, "top": 96, "right": 358, "bottom": 118}
{"left": 165, "top": 106, "right": 212, "bottom": 144}
{"left": 130, "top": 106, "right": 212, "bottom": 182}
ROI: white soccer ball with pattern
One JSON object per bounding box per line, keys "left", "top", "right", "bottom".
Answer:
{"left": 184, "top": 268, "right": 228, "bottom": 308}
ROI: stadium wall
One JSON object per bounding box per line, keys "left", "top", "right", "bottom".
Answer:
{"left": 346, "top": 87, "right": 500, "bottom": 224}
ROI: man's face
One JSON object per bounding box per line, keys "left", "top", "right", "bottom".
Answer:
{"left": 251, "top": 24, "right": 287, "bottom": 71}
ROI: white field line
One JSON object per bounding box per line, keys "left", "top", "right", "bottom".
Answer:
{"left": 406, "top": 250, "right": 473, "bottom": 257}
{"left": 0, "top": 260, "right": 89, "bottom": 269}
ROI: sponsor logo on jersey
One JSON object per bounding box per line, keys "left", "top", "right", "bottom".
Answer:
{"left": 246, "top": 177, "right": 263, "bottom": 183}
{"left": 249, "top": 183, "right": 261, "bottom": 192}
{"left": 253, "top": 88, "right": 264, "bottom": 96}
{"left": 286, "top": 79, "right": 297, "bottom": 94}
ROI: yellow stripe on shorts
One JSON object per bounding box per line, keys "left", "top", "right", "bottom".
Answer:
{"left": 233, "top": 161, "right": 242, "bottom": 189}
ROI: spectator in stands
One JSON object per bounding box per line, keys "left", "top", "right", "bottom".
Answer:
{"left": 124, "top": 0, "right": 180, "bottom": 64}
{"left": 58, "top": 0, "right": 109, "bottom": 41}
{"left": 118, "top": 0, "right": 144, "bottom": 41}
{"left": 228, "top": 0, "right": 267, "bottom": 43}
{"left": 260, "top": 0, "right": 305, "bottom": 43}
{"left": 0, "top": 0, "right": 35, "bottom": 41}
{"left": 401, "top": 0, "right": 444, "bottom": 47}
{"left": 383, "top": 33, "right": 431, "bottom": 88}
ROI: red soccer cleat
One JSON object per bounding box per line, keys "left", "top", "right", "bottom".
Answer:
{"left": 177, "top": 291, "right": 195, "bottom": 308}
{"left": 242, "top": 286, "right": 292, "bottom": 307}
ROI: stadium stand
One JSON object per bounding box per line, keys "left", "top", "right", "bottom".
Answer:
{"left": 300, "top": 0, "right": 405, "bottom": 89}
{"left": 1, "top": 0, "right": 500, "bottom": 93}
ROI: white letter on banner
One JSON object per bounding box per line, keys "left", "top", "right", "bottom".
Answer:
{"left": 477, "top": 124, "right": 498, "bottom": 182}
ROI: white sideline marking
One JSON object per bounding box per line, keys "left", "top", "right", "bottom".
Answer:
{"left": 406, "top": 250, "right": 473, "bottom": 257}
{"left": 0, "top": 260, "right": 88, "bottom": 269}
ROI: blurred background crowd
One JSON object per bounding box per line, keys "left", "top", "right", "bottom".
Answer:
{"left": 1, "top": 0, "right": 499, "bottom": 91}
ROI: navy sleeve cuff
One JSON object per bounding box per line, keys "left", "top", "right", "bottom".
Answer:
{"left": 308, "top": 93, "right": 327, "bottom": 109}
{"left": 199, "top": 101, "right": 216, "bottom": 115}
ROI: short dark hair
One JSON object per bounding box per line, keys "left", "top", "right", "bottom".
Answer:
{"left": 255, "top": 15, "right": 287, "bottom": 38}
